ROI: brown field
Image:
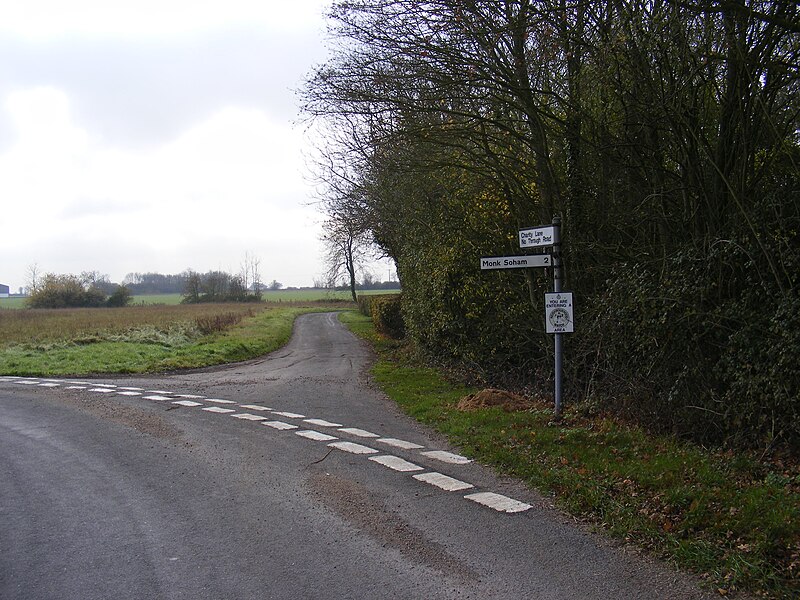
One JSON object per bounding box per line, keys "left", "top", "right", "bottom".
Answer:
{"left": 0, "top": 303, "right": 269, "bottom": 346}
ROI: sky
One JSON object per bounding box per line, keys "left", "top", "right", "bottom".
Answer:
{"left": 0, "top": 0, "right": 389, "bottom": 292}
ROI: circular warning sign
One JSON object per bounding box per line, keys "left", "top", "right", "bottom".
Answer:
{"left": 549, "top": 307, "right": 571, "bottom": 328}
{"left": 544, "top": 292, "right": 574, "bottom": 333}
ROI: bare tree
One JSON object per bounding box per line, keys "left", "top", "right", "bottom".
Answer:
{"left": 25, "top": 263, "right": 40, "bottom": 296}
{"left": 242, "top": 252, "right": 263, "bottom": 299}
{"left": 322, "top": 210, "right": 373, "bottom": 302}
{"left": 181, "top": 270, "right": 202, "bottom": 304}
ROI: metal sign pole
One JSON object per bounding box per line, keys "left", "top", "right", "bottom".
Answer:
{"left": 552, "top": 216, "right": 563, "bottom": 420}
{"left": 486, "top": 218, "right": 571, "bottom": 420}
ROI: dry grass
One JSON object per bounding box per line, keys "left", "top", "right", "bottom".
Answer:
{"left": 0, "top": 303, "right": 268, "bottom": 346}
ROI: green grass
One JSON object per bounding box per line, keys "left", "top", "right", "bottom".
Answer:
{"left": 0, "top": 297, "right": 26, "bottom": 309}
{"left": 0, "top": 305, "right": 333, "bottom": 376}
{"left": 130, "top": 293, "right": 183, "bottom": 305}
{"left": 339, "top": 311, "right": 800, "bottom": 599}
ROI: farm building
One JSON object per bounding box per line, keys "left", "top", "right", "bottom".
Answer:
{"left": 0, "top": 284, "right": 9, "bottom": 298}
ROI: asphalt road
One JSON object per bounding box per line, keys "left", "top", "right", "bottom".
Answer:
{"left": 0, "top": 312, "right": 718, "bottom": 599}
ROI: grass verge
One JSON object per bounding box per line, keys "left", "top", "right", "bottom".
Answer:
{"left": 0, "top": 305, "right": 334, "bottom": 376}
{"left": 339, "top": 311, "right": 800, "bottom": 599}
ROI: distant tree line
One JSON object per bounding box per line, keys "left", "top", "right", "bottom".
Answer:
{"left": 302, "top": 1, "right": 799, "bottom": 451}
{"left": 122, "top": 272, "right": 191, "bottom": 295}
{"left": 329, "top": 275, "right": 401, "bottom": 294}
{"left": 180, "top": 270, "right": 265, "bottom": 304}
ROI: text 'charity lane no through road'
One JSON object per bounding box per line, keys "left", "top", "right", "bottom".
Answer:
{"left": 0, "top": 313, "right": 718, "bottom": 599}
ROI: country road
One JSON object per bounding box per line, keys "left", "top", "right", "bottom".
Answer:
{"left": 1, "top": 312, "right": 717, "bottom": 599}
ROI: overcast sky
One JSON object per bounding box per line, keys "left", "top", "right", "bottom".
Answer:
{"left": 0, "top": 0, "right": 386, "bottom": 291}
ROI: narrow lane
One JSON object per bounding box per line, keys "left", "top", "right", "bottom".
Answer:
{"left": 0, "top": 313, "right": 717, "bottom": 599}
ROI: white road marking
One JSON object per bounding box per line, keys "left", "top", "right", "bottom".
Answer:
{"left": 295, "top": 430, "right": 338, "bottom": 441}
{"left": 413, "top": 472, "right": 474, "bottom": 491}
{"left": 5, "top": 374, "right": 531, "bottom": 517}
{"left": 328, "top": 441, "right": 379, "bottom": 455}
{"left": 303, "top": 418, "right": 343, "bottom": 428}
{"left": 172, "top": 400, "right": 203, "bottom": 407}
{"left": 421, "top": 450, "right": 472, "bottom": 464}
{"left": 376, "top": 438, "right": 425, "bottom": 450}
{"left": 202, "top": 406, "right": 236, "bottom": 414}
{"left": 263, "top": 420, "right": 299, "bottom": 430}
{"left": 369, "top": 455, "right": 424, "bottom": 472}
{"left": 232, "top": 413, "right": 267, "bottom": 421}
{"left": 464, "top": 492, "right": 532, "bottom": 513}
{"left": 338, "top": 427, "right": 379, "bottom": 438}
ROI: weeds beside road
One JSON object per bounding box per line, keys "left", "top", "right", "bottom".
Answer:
{"left": 339, "top": 311, "right": 800, "bottom": 600}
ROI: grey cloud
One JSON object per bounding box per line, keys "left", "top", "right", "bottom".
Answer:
{"left": 0, "top": 26, "right": 326, "bottom": 148}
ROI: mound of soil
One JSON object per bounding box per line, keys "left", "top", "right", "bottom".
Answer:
{"left": 457, "top": 388, "right": 533, "bottom": 412}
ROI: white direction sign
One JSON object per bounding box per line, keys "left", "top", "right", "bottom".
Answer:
{"left": 480, "top": 255, "right": 551, "bottom": 270}
{"left": 519, "top": 225, "right": 555, "bottom": 248}
{"left": 545, "top": 292, "right": 574, "bottom": 333}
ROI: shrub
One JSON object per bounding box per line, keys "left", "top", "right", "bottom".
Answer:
{"left": 370, "top": 294, "right": 405, "bottom": 339}
{"left": 27, "top": 274, "right": 108, "bottom": 309}
{"left": 579, "top": 241, "right": 800, "bottom": 449}
{"left": 194, "top": 311, "right": 251, "bottom": 335}
{"left": 357, "top": 294, "right": 374, "bottom": 316}
{"left": 106, "top": 285, "right": 133, "bottom": 307}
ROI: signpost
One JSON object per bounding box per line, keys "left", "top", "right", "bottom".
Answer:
{"left": 548, "top": 217, "right": 567, "bottom": 419}
{"left": 519, "top": 225, "right": 555, "bottom": 248}
{"left": 480, "top": 255, "right": 551, "bottom": 270}
{"left": 480, "top": 216, "right": 573, "bottom": 420}
{"left": 545, "top": 292, "right": 574, "bottom": 334}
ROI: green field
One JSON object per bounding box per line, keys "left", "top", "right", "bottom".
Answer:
{"left": 0, "top": 289, "right": 399, "bottom": 309}
{"left": 0, "top": 297, "right": 26, "bottom": 309}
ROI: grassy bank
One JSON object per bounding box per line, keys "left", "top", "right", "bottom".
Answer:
{"left": 339, "top": 311, "right": 800, "bottom": 599}
{"left": 0, "top": 303, "right": 340, "bottom": 376}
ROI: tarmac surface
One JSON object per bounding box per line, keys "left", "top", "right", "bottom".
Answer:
{"left": 0, "top": 312, "right": 720, "bottom": 599}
